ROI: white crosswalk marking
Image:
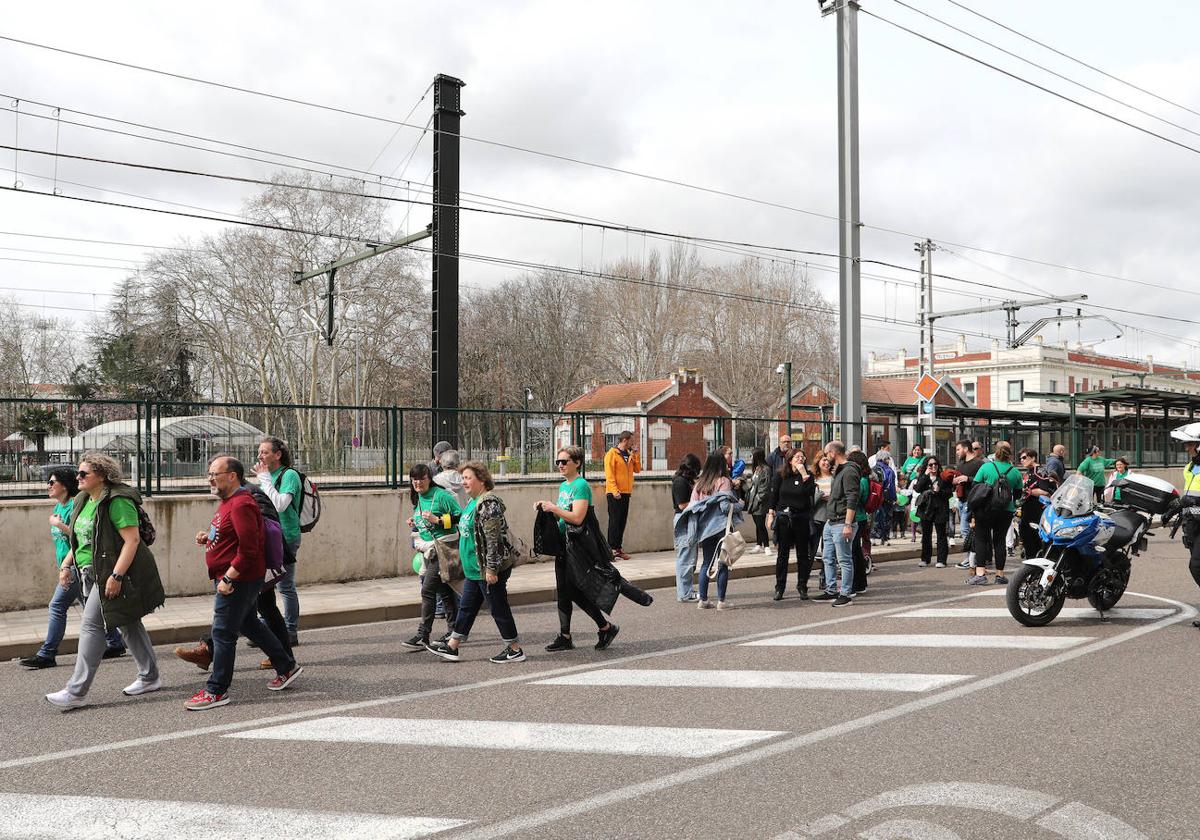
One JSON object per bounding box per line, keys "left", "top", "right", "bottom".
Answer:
{"left": 533, "top": 669, "right": 972, "bottom": 692}
{"left": 743, "top": 633, "right": 1092, "bottom": 650}
{"left": 0, "top": 793, "right": 466, "bottom": 839}
{"left": 228, "top": 716, "right": 785, "bottom": 758}
{"left": 892, "top": 607, "right": 1175, "bottom": 621}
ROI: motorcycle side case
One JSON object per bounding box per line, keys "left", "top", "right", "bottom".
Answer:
{"left": 1107, "top": 474, "right": 1178, "bottom": 515}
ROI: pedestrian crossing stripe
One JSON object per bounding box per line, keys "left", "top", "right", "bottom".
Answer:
{"left": 0, "top": 793, "right": 467, "bottom": 839}
{"left": 742, "top": 634, "right": 1092, "bottom": 650}
{"left": 891, "top": 607, "right": 1175, "bottom": 621}
{"left": 227, "top": 716, "right": 786, "bottom": 758}
{"left": 532, "top": 669, "right": 971, "bottom": 693}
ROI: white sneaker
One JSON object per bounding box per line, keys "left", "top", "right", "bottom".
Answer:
{"left": 123, "top": 677, "right": 163, "bottom": 696}
{"left": 45, "top": 689, "right": 89, "bottom": 710}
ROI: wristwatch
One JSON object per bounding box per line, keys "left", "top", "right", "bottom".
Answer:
{"left": 221, "top": 575, "right": 234, "bottom": 586}
{"left": 110, "top": 572, "right": 127, "bottom": 582}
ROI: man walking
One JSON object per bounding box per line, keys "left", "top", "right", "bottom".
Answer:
{"left": 952, "top": 439, "right": 985, "bottom": 569}
{"left": 186, "top": 456, "right": 301, "bottom": 710}
{"left": 255, "top": 436, "right": 302, "bottom": 647}
{"left": 603, "top": 431, "right": 641, "bottom": 561}
{"left": 814, "top": 441, "right": 860, "bottom": 608}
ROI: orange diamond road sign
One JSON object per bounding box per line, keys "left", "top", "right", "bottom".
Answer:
{"left": 914, "top": 374, "right": 942, "bottom": 402}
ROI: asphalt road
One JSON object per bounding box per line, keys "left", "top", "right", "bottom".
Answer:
{"left": 2, "top": 540, "right": 1198, "bottom": 839}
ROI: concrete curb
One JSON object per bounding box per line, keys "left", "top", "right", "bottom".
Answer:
{"left": 2, "top": 543, "right": 962, "bottom": 661}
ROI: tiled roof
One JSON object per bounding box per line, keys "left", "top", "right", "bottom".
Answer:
{"left": 863, "top": 377, "right": 959, "bottom": 406}
{"left": 564, "top": 379, "right": 674, "bottom": 411}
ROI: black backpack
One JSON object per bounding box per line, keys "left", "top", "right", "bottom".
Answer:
{"left": 989, "top": 464, "right": 1016, "bottom": 512}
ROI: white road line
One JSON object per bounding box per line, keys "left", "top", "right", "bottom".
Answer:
{"left": 742, "top": 634, "right": 1091, "bottom": 651}
{"left": 449, "top": 592, "right": 1194, "bottom": 840}
{"left": 892, "top": 607, "right": 1175, "bottom": 621}
{"left": 532, "top": 669, "right": 972, "bottom": 693}
{"left": 227, "top": 716, "right": 784, "bottom": 758}
{"left": 0, "top": 586, "right": 1020, "bottom": 772}
{"left": 0, "top": 793, "right": 466, "bottom": 840}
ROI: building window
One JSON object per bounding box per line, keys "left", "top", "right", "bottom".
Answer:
{"left": 1048, "top": 379, "right": 1058, "bottom": 394}
{"left": 1008, "top": 380, "right": 1024, "bottom": 403}
{"left": 962, "top": 382, "right": 976, "bottom": 405}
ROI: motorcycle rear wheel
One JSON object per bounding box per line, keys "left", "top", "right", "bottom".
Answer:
{"left": 1007, "top": 564, "right": 1066, "bottom": 627}
{"left": 1087, "top": 569, "right": 1129, "bottom": 612}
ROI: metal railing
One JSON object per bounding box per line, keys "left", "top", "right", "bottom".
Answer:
{"left": 0, "top": 397, "right": 1190, "bottom": 500}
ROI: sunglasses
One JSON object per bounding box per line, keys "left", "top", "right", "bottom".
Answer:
{"left": 206, "top": 470, "right": 233, "bottom": 479}
{"left": 76, "top": 470, "right": 90, "bottom": 479}
{"left": 554, "top": 459, "right": 571, "bottom": 466}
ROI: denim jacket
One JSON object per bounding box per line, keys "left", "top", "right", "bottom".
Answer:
{"left": 673, "top": 491, "right": 744, "bottom": 557}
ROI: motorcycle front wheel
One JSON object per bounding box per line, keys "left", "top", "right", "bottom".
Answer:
{"left": 1007, "top": 564, "right": 1066, "bottom": 627}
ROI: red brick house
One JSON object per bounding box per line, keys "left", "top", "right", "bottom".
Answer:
{"left": 559, "top": 369, "right": 734, "bottom": 470}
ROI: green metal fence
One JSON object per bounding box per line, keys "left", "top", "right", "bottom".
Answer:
{"left": 0, "top": 396, "right": 1190, "bottom": 500}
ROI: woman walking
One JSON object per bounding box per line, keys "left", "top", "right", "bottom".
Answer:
{"left": 427, "top": 462, "right": 524, "bottom": 663}
{"left": 744, "top": 448, "right": 771, "bottom": 554}
{"left": 45, "top": 453, "right": 165, "bottom": 710}
{"left": 968, "top": 442, "right": 1023, "bottom": 585}
{"left": 21, "top": 467, "right": 125, "bottom": 669}
{"left": 537, "top": 446, "right": 618, "bottom": 652}
{"left": 401, "top": 463, "right": 462, "bottom": 652}
{"left": 672, "top": 453, "right": 702, "bottom": 601}
{"left": 913, "top": 456, "right": 951, "bottom": 568}
{"left": 767, "top": 447, "right": 816, "bottom": 600}
{"left": 810, "top": 455, "right": 834, "bottom": 593}
{"left": 692, "top": 452, "right": 736, "bottom": 609}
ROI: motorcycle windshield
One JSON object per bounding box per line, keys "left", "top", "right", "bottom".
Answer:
{"left": 1050, "top": 475, "right": 1095, "bottom": 517}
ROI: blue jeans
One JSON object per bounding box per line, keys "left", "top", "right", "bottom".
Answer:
{"left": 959, "top": 503, "right": 973, "bottom": 560}
{"left": 676, "top": 539, "right": 696, "bottom": 601}
{"left": 697, "top": 534, "right": 728, "bottom": 602}
{"left": 276, "top": 541, "right": 300, "bottom": 633}
{"left": 38, "top": 574, "right": 123, "bottom": 659}
{"left": 821, "top": 520, "right": 857, "bottom": 597}
{"left": 451, "top": 568, "right": 518, "bottom": 644}
{"left": 207, "top": 577, "right": 295, "bottom": 697}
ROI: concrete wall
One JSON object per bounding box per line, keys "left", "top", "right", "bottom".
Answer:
{"left": 2, "top": 478, "right": 757, "bottom": 612}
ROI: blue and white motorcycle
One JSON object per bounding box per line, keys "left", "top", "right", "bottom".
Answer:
{"left": 1006, "top": 474, "right": 1173, "bottom": 627}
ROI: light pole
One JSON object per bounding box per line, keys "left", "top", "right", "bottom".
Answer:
{"left": 776, "top": 362, "right": 793, "bottom": 441}
{"left": 521, "top": 386, "right": 533, "bottom": 475}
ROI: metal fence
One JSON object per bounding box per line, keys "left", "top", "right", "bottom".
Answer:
{"left": 0, "top": 397, "right": 1190, "bottom": 500}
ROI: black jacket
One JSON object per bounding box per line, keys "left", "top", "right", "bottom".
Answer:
{"left": 913, "top": 472, "right": 952, "bottom": 523}
{"left": 564, "top": 508, "right": 621, "bottom": 613}
{"left": 769, "top": 470, "right": 816, "bottom": 515}
{"left": 671, "top": 474, "right": 694, "bottom": 511}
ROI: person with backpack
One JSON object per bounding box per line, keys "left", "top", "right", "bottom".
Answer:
{"left": 871, "top": 452, "right": 897, "bottom": 544}
{"left": 967, "top": 442, "right": 1023, "bottom": 585}
{"left": 255, "top": 436, "right": 303, "bottom": 647}
{"left": 426, "top": 461, "right": 525, "bottom": 663}
{"left": 767, "top": 447, "right": 815, "bottom": 600}
{"left": 913, "top": 456, "right": 952, "bottom": 568}
{"left": 185, "top": 456, "right": 302, "bottom": 710}
{"left": 43, "top": 453, "right": 164, "bottom": 710}
{"left": 847, "top": 450, "right": 874, "bottom": 595}
{"left": 743, "top": 448, "right": 772, "bottom": 555}
{"left": 401, "top": 462, "right": 462, "bottom": 652}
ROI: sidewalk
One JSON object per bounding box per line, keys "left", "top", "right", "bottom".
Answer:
{"left": 0, "top": 538, "right": 961, "bottom": 661}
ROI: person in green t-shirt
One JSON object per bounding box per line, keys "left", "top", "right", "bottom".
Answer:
{"left": 1077, "top": 446, "right": 1119, "bottom": 502}
{"left": 536, "top": 446, "right": 616, "bottom": 653}
{"left": 968, "top": 442, "right": 1024, "bottom": 586}
{"left": 255, "top": 436, "right": 302, "bottom": 644}
{"left": 900, "top": 445, "right": 927, "bottom": 483}
{"left": 400, "top": 463, "right": 462, "bottom": 650}
{"left": 22, "top": 467, "right": 123, "bottom": 669}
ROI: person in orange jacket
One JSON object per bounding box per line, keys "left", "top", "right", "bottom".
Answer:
{"left": 604, "top": 431, "right": 641, "bottom": 560}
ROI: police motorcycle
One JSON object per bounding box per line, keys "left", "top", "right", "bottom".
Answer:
{"left": 1006, "top": 472, "right": 1177, "bottom": 627}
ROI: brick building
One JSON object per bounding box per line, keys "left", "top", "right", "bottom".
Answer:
{"left": 559, "top": 369, "right": 734, "bottom": 471}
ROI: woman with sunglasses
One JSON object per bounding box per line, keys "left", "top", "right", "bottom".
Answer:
{"left": 536, "top": 447, "right": 618, "bottom": 652}
{"left": 767, "top": 447, "right": 816, "bottom": 600}
{"left": 45, "top": 453, "right": 165, "bottom": 710}
{"left": 20, "top": 467, "right": 125, "bottom": 670}
{"left": 912, "top": 455, "right": 951, "bottom": 568}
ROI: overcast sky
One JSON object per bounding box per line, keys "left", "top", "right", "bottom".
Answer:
{"left": 2, "top": 0, "right": 1199, "bottom": 369}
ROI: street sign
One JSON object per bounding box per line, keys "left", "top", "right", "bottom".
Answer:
{"left": 914, "top": 373, "right": 942, "bottom": 402}
{"left": 920, "top": 400, "right": 935, "bottom": 415}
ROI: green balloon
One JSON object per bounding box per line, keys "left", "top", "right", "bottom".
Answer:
{"left": 412, "top": 553, "right": 423, "bottom": 575}
{"left": 909, "top": 506, "right": 921, "bottom": 523}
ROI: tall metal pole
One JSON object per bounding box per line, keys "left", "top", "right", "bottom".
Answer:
{"left": 834, "top": 0, "right": 863, "bottom": 446}
{"left": 784, "top": 362, "right": 793, "bottom": 437}
{"left": 431, "top": 74, "right": 464, "bottom": 448}
{"left": 521, "top": 386, "right": 530, "bottom": 476}
{"left": 917, "top": 238, "right": 936, "bottom": 450}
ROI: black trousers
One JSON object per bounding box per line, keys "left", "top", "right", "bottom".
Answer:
{"left": 1018, "top": 518, "right": 1043, "bottom": 560}
{"left": 752, "top": 514, "right": 769, "bottom": 548}
{"left": 809, "top": 520, "right": 826, "bottom": 588}
{"left": 1188, "top": 536, "right": 1200, "bottom": 591}
{"left": 775, "top": 513, "right": 813, "bottom": 592}
{"left": 852, "top": 524, "right": 869, "bottom": 592}
{"left": 607, "top": 495, "right": 631, "bottom": 550}
{"left": 554, "top": 552, "right": 607, "bottom": 635}
{"left": 418, "top": 566, "right": 459, "bottom": 639}
{"left": 975, "top": 510, "right": 1013, "bottom": 572}
{"left": 921, "top": 519, "right": 948, "bottom": 565}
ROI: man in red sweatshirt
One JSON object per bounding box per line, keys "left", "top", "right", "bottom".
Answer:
{"left": 185, "top": 455, "right": 302, "bottom": 710}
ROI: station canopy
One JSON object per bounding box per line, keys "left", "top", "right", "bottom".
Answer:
{"left": 7, "top": 414, "right": 266, "bottom": 452}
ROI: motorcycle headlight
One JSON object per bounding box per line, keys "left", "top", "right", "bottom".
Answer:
{"left": 1053, "top": 524, "right": 1085, "bottom": 538}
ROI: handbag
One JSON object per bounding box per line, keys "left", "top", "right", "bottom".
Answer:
{"left": 432, "top": 533, "right": 464, "bottom": 582}
{"left": 711, "top": 501, "right": 747, "bottom": 578}
{"left": 533, "top": 508, "right": 564, "bottom": 557}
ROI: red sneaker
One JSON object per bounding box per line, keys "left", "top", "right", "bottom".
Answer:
{"left": 185, "top": 689, "right": 229, "bottom": 711}
{"left": 267, "top": 666, "right": 304, "bottom": 692}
